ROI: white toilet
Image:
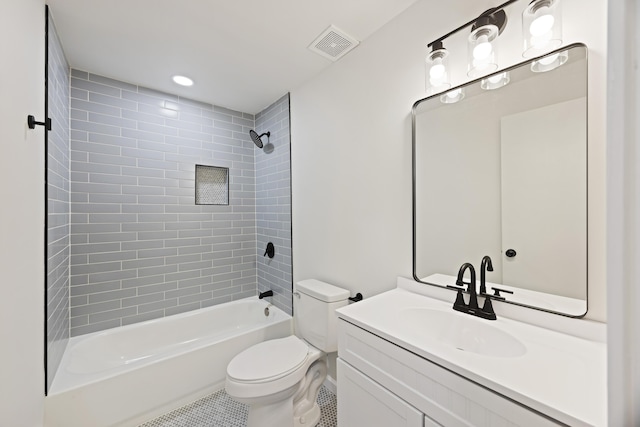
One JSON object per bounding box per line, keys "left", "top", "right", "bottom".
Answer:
{"left": 225, "top": 279, "right": 349, "bottom": 427}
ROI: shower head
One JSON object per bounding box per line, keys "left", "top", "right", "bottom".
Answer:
{"left": 249, "top": 130, "right": 270, "bottom": 149}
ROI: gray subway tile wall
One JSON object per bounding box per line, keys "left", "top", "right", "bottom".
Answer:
{"left": 47, "top": 12, "right": 71, "bottom": 391}
{"left": 255, "top": 94, "right": 293, "bottom": 315}
{"left": 68, "top": 71, "right": 290, "bottom": 336}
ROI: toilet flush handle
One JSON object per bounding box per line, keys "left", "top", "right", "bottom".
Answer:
{"left": 293, "top": 292, "right": 301, "bottom": 299}
{"left": 348, "top": 293, "right": 363, "bottom": 303}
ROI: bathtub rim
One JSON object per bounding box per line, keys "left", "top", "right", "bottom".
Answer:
{"left": 48, "top": 296, "right": 291, "bottom": 396}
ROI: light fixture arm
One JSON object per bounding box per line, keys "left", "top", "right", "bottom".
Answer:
{"left": 427, "top": 0, "right": 518, "bottom": 48}
{"left": 430, "top": 40, "right": 445, "bottom": 53}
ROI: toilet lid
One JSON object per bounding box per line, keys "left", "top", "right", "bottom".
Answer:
{"left": 227, "top": 336, "right": 309, "bottom": 383}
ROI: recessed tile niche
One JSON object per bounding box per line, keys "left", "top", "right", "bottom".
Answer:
{"left": 195, "top": 164, "right": 229, "bottom": 205}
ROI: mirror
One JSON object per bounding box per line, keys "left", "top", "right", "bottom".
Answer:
{"left": 412, "top": 43, "right": 587, "bottom": 317}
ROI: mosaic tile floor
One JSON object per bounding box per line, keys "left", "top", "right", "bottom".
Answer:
{"left": 139, "top": 385, "right": 337, "bottom": 427}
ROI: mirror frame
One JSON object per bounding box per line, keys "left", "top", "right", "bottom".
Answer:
{"left": 411, "top": 42, "right": 588, "bottom": 318}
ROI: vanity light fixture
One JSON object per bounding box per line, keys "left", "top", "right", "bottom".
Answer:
{"left": 481, "top": 71, "right": 511, "bottom": 90}
{"left": 425, "top": 41, "right": 451, "bottom": 95}
{"left": 467, "top": 9, "right": 507, "bottom": 78}
{"left": 440, "top": 87, "right": 465, "bottom": 104}
{"left": 522, "top": 0, "right": 562, "bottom": 58}
{"left": 172, "top": 75, "right": 194, "bottom": 87}
{"left": 424, "top": 0, "right": 517, "bottom": 94}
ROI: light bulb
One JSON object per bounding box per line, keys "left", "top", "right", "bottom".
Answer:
{"left": 430, "top": 62, "right": 445, "bottom": 79}
{"left": 473, "top": 35, "right": 493, "bottom": 60}
{"left": 522, "top": 0, "right": 562, "bottom": 58}
{"left": 529, "top": 13, "right": 554, "bottom": 37}
{"left": 426, "top": 44, "right": 450, "bottom": 94}
{"left": 467, "top": 22, "right": 499, "bottom": 78}
{"left": 429, "top": 69, "right": 446, "bottom": 87}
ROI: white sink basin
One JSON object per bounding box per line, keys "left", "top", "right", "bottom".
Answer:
{"left": 336, "top": 286, "right": 607, "bottom": 426}
{"left": 400, "top": 308, "right": 527, "bottom": 358}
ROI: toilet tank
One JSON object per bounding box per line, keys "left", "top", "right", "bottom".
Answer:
{"left": 294, "top": 279, "right": 350, "bottom": 352}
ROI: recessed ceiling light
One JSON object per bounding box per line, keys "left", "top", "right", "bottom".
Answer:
{"left": 172, "top": 75, "right": 194, "bottom": 86}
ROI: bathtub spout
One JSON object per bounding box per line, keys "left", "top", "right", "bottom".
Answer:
{"left": 259, "top": 290, "right": 273, "bottom": 299}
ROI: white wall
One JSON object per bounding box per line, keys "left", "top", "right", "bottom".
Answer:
{"left": 415, "top": 97, "right": 503, "bottom": 281}
{"left": 606, "top": 0, "right": 640, "bottom": 423}
{"left": 291, "top": 0, "right": 607, "bottom": 321}
{"left": 0, "top": 0, "right": 46, "bottom": 425}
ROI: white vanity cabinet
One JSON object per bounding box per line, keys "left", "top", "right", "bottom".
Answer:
{"left": 338, "top": 359, "right": 426, "bottom": 426}
{"left": 337, "top": 319, "right": 560, "bottom": 427}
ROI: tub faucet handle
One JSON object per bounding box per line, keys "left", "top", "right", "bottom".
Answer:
{"left": 264, "top": 242, "right": 275, "bottom": 258}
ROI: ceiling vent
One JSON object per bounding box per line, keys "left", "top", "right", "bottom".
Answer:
{"left": 308, "top": 25, "right": 359, "bottom": 62}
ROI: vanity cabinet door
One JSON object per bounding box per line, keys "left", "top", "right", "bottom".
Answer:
{"left": 337, "top": 359, "right": 424, "bottom": 427}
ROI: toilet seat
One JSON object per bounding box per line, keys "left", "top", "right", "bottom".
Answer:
{"left": 227, "top": 336, "right": 309, "bottom": 384}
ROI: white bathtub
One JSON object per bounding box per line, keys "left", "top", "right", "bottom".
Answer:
{"left": 45, "top": 298, "right": 292, "bottom": 427}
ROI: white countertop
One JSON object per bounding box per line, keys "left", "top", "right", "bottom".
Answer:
{"left": 336, "top": 287, "right": 607, "bottom": 426}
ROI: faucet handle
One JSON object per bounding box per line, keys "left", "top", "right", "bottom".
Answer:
{"left": 492, "top": 287, "right": 513, "bottom": 296}
{"left": 490, "top": 287, "right": 513, "bottom": 301}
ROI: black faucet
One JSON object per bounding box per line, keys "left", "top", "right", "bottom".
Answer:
{"left": 452, "top": 262, "right": 496, "bottom": 320}
{"left": 258, "top": 290, "right": 273, "bottom": 299}
{"left": 480, "top": 255, "right": 493, "bottom": 295}
{"left": 455, "top": 263, "right": 479, "bottom": 310}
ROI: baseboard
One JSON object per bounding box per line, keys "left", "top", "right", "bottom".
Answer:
{"left": 323, "top": 375, "right": 337, "bottom": 395}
